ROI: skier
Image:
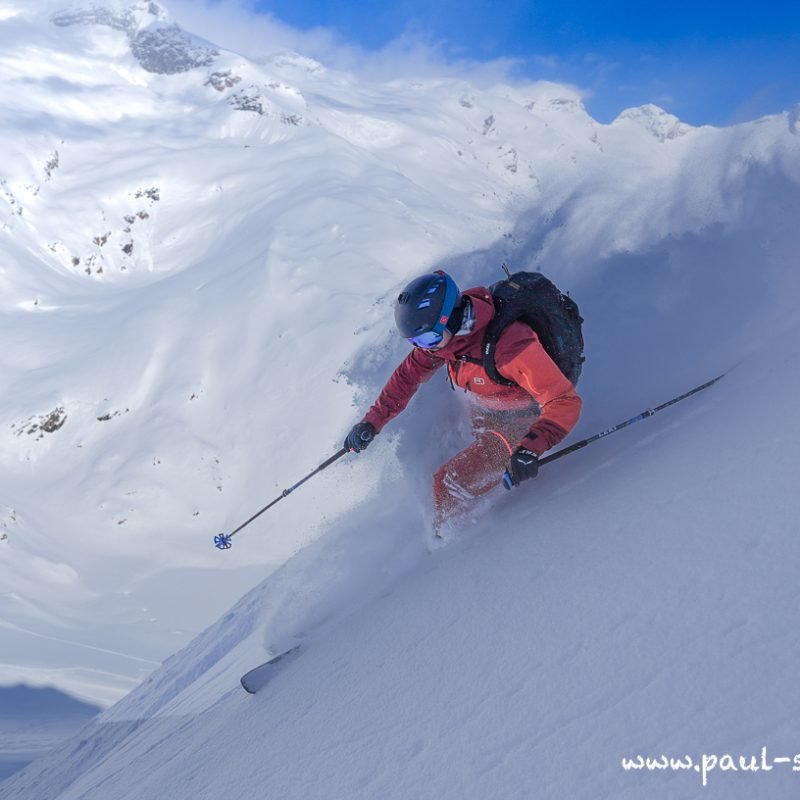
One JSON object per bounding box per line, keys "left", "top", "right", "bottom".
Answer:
{"left": 344, "top": 270, "right": 582, "bottom": 532}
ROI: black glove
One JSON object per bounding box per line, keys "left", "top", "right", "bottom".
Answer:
{"left": 344, "top": 421, "right": 376, "bottom": 453}
{"left": 503, "top": 447, "right": 539, "bottom": 489}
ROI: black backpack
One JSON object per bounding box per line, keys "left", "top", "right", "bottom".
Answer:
{"left": 481, "top": 268, "right": 585, "bottom": 386}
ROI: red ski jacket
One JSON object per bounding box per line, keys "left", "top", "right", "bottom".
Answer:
{"left": 364, "top": 287, "right": 582, "bottom": 456}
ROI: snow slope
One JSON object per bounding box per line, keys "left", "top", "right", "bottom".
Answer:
{"left": 2, "top": 1, "right": 800, "bottom": 796}
{"left": 1, "top": 0, "right": 605, "bottom": 704}
{"left": 3, "top": 327, "right": 800, "bottom": 800}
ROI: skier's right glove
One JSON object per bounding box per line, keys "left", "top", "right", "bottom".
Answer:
{"left": 503, "top": 447, "right": 539, "bottom": 489}
{"left": 344, "top": 421, "right": 376, "bottom": 453}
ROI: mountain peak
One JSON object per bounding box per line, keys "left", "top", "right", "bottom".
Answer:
{"left": 51, "top": 1, "right": 219, "bottom": 74}
{"left": 612, "top": 103, "right": 693, "bottom": 141}
{"left": 51, "top": 1, "right": 168, "bottom": 35}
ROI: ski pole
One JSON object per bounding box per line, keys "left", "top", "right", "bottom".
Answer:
{"left": 503, "top": 371, "right": 728, "bottom": 487}
{"left": 215, "top": 444, "right": 357, "bottom": 551}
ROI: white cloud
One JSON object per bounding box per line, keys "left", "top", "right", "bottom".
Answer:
{"left": 164, "top": 0, "right": 525, "bottom": 87}
{"left": 166, "top": 0, "right": 338, "bottom": 59}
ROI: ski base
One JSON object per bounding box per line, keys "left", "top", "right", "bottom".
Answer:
{"left": 240, "top": 645, "right": 303, "bottom": 694}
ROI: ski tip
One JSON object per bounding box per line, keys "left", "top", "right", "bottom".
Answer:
{"left": 240, "top": 644, "right": 303, "bottom": 695}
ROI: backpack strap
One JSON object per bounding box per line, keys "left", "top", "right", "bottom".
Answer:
{"left": 481, "top": 310, "right": 516, "bottom": 387}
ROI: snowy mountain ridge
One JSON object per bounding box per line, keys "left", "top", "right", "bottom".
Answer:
{"left": 51, "top": 0, "right": 169, "bottom": 35}
{"left": 51, "top": 0, "right": 220, "bottom": 76}
{"left": 1, "top": 4, "right": 800, "bottom": 795}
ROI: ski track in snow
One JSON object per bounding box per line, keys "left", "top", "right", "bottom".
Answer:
{"left": 1, "top": 0, "right": 800, "bottom": 797}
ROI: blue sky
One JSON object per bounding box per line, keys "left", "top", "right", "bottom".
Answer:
{"left": 247, "top": 0, "right": 800, "bottom": 125}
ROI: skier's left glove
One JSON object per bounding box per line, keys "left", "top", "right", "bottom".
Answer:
{"left": 503, "top": 447, "right": 539, "bottom": 490}
{"left": 344, "top": 421, "right": 376, "bottom": 453}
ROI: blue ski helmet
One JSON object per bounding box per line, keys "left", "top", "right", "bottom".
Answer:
{"left": 395, "top": 271, "right": 461, "bottom": 347}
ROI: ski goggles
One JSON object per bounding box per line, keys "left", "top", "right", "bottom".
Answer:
{"left": 408, "top": 329, "right": 445, "bottom": 348}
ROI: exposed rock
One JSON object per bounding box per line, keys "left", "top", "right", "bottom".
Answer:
{"left": 44, "top": 150, "right": 60, "bottom": 180}
{"left": 499, "top": 146, "right": 518, "bottom": 174}
{"left": 134, "top": 187, "right": 160, "bottom": 202}
{"left": 205, "top": 71, "right": 242, "bottom": 92}
{"left": 1, "top": 177, "right": 22, "bottom": 217}
{"left": 230, "top": 88, "right": 269, "bottom": 116}
{"left": 132, "top": 25, "right": 218, "bottom": 74}
{"left": 13, "top": 407, "right": 67, "bottom": 440}
{"left": 41, "top": 408, "right": 67, "bottom": 433}
{"left": 548, "top": 98, "right": 584, "bottom": 113}
{"left": 97, "top": 407, "right": 130, "bottom": 421}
